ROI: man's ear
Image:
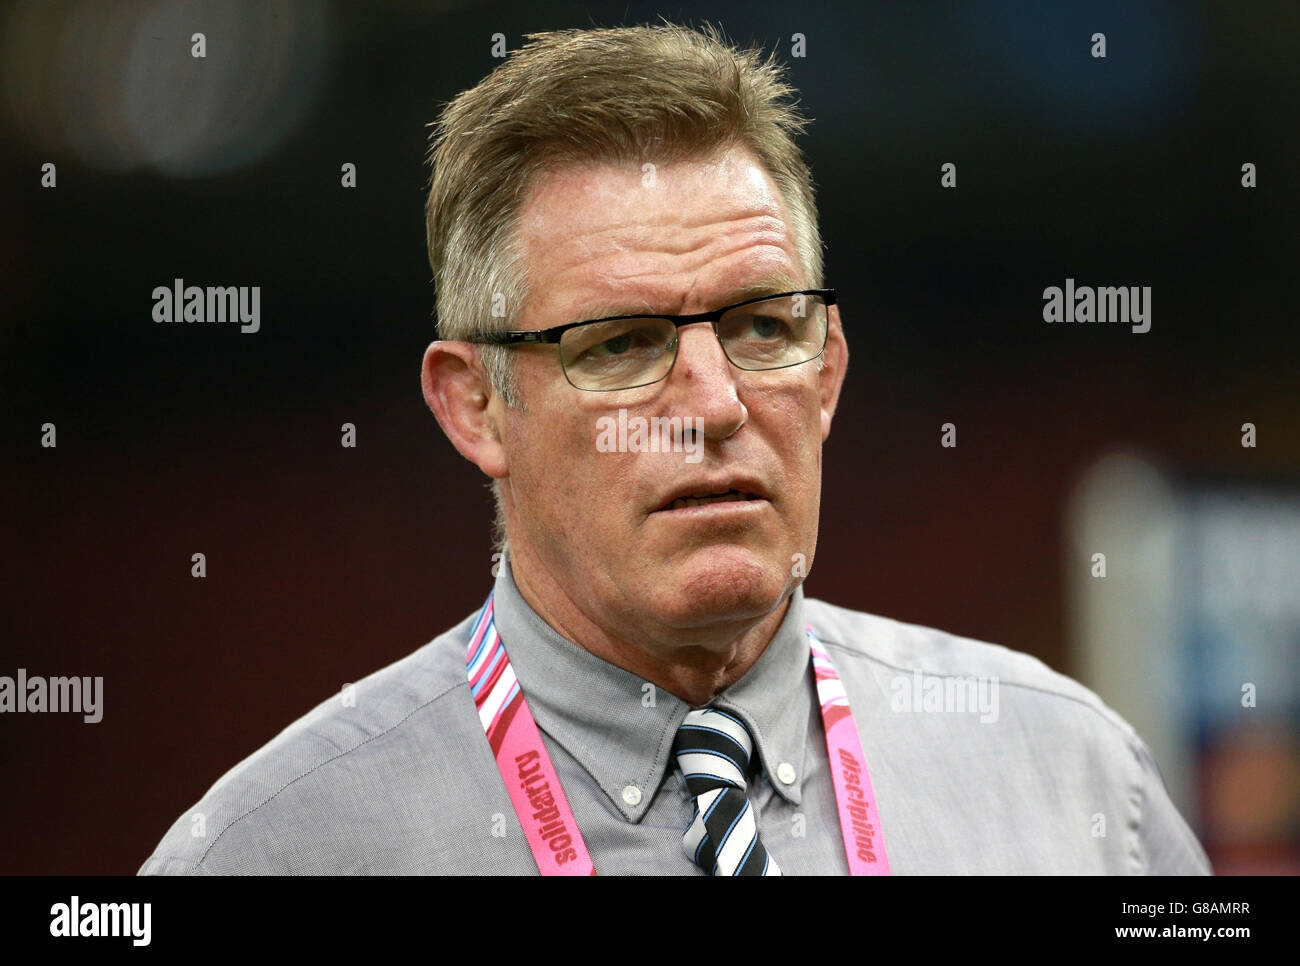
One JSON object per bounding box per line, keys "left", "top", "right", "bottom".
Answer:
{"left": 818, "top": 304, "right": 848, "bottom": 442}
{"left": 421, "top": 341, "right": 509, "bottom": 479}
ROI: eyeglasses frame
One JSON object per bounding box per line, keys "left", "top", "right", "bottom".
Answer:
{"left": 463, "top": 288, "right": 837, "bottom": 392}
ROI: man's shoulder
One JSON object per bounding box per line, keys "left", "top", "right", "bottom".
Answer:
{"left": 803, "top": 595, "right": 1211, "bottom": 874}
{"left": 138, "top": 611, "right": 479, "bottom": 875}
{"left": 803, "top": 594, "right": 1137, "bottom": 741}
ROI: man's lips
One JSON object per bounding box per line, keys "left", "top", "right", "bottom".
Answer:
{"left": 650, "top": 477, "right": 771, "bottom": 514}
{"left": 659, "top": 488, "right": 763, "bottom": 511}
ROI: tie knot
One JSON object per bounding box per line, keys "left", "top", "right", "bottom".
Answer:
{"left": 672, "top": 707, "right": 755, "bottom": 794}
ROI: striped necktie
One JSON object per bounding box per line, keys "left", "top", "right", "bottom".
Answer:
{"left": 672, "top": 707, "right": 782, "bottom": 876}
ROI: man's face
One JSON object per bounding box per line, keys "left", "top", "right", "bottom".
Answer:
{"left": 496, "top": 144, "right": 846, "bottom": 646}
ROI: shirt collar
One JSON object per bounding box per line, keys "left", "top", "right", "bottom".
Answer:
{"left": 489, "top": 554, "right": 813, "bottom": 821}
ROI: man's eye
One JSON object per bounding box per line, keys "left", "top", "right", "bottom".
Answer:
{"left": 746, "top": 315, "right": 787, "bottom": 339}
{"left": 596, "top": 333, "right": 634, "bottom": 356}
{"left": 585, "top": 327, "right": 664, "bottom": 357}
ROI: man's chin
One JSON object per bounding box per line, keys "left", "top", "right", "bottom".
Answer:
{"left": 641, "top": 549, "right": 789, "bottom": 630}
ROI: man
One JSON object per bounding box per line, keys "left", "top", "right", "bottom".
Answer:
{"left": 140, "top": 23, "right": 1210, "bottom": 875}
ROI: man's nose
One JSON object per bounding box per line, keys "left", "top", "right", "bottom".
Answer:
{"left": 665, "top": 322, "right": 747, "bottom": 441}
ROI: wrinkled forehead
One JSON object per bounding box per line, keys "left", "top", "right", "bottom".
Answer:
{"left": 516, "top": 146, "right": 803, "bottom": 323}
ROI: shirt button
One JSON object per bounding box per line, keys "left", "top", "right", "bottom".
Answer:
{"left": 622, "top": 785, "right": 642, "bottom": 806}
{"left": 777, "top": 762, "right": 797, "bottom": 785}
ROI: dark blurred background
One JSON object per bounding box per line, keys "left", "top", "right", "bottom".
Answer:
{"left": 1, "top": 0, "right": 1296, "bottom": 874}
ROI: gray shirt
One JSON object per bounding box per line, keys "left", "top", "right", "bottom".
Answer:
{"left": 139, "top": 557, "right": 1211, "bottom": 875}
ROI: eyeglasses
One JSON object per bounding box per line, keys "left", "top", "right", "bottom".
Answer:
{"left": 466, "top": 289, "right": 835, "bottom": 392}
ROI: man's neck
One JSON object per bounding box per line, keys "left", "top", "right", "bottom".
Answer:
{"left": 506, "top": 547, "right": 789, "bottom": 706}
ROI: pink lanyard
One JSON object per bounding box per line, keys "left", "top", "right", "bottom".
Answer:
{"left": 466, "top": 592, "right": 890, "bottom": 875}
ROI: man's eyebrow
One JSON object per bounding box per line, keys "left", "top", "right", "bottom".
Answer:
{"left": 719, "top": 275, "right": 804, "bottom": 305}
{"left": 572, "top": 274, "right": 803, "bottom": 320}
